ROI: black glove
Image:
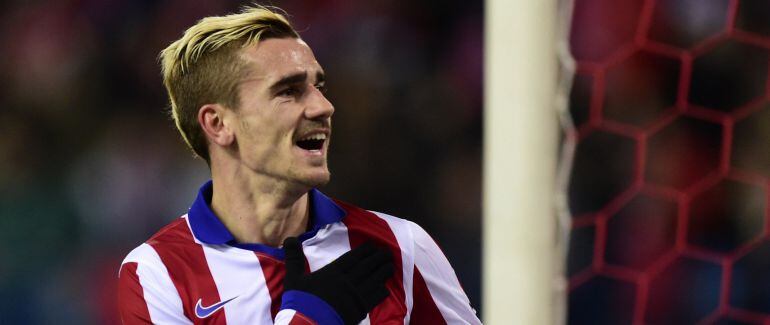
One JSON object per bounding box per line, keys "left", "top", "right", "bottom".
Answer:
{"left": 282, "top": 237, "right": 394, "bottom": 325}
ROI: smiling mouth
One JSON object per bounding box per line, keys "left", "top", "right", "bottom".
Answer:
{"left": 295, "top": 133, "right": 326, "bottom": 151}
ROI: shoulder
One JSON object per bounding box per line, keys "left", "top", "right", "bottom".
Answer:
{"left": 337, "top": 200, "right": 444, "bottom": 262}
{"left": 332, "top": 198, "right": 434, "bottom": 260}
{"left": 146, "top": 215, "right": 196, "bottom": 246}
{"left": 333, "top": 199, "right": 420, "bottom": 240}
{"left": 333, "top": 199, "right": 416, "bottom": 228}
{"left": 121, "top": 215, "right": 196, "bottom": 269}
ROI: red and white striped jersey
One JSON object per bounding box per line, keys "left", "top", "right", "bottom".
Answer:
{"left": 118, "top": 181, "right": 481, "bottom": 324}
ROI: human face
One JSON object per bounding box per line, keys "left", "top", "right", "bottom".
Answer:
{"left": 229, "top": 38, "right": 334, "bottom": 189}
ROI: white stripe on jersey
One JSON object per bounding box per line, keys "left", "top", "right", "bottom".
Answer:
{"left": 201, "top": 244, "right": 274, "bottom": 324}
{"left": 123, "top": 243, "right": 191, "bottom": 325}
{"left": 411, "top": 221, "right": 481, "bottom": 325}
{"left": 302, "top": 223, "right": 352, "bottom": 271}
{"left": 371, "top": 211, "right": 416, "bottom": 325}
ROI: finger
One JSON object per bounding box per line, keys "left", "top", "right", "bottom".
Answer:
{"left": 331, "top": 242, "right": 377, "bottom": 271}
{"left": 282, "top": 237, "right": 305, "bottom": 280}
{"left": 360, "top": 284, "right": 391, "bottom": 311}
{"left": 352, "top": 261, "right": 394, "bottom": 309}
{"left": 346, "top": 249, "right": 393, "bottom": 285}
{"left": 370, "top": 260, "right": 395, "bottom": 282}
{"left": 354, "top": 259, "right": 394, "bottom": 288}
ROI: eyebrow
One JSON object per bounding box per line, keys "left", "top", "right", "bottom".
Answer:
{"left": 268, "top": 71, "right": 326, "bottom": 94}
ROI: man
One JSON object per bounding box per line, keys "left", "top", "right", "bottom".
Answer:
{"left": 118, "top": 5, "right": 481, "bottom": 324}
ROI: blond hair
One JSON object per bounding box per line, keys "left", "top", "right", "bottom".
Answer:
{"left": 160, "top": 5, "right": 299, "bottom": 162}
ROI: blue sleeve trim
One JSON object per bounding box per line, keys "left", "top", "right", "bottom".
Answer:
{"left": 280, "top": 290, "right": 343, "bottom": 325}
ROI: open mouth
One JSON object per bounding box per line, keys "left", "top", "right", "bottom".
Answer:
{"left": 295, "top": 133, "right": 326, "bottom": 151}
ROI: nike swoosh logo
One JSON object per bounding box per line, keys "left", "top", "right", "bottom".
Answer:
{"left": 195, "top": 296, "right": 237, "bottom": 319}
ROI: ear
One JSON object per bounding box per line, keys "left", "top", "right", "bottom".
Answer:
{"left": 198, "top": 104, "right": 234, "bottom": 147}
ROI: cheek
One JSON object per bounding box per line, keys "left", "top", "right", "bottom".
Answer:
{"left": 237, "top": 120, "right": 291, "bottom": 149}
{"left": 237, "top": 114, "right": 269, "bottom": 136}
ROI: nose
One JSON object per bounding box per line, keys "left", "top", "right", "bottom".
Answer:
{"left": 304, "top": 86, "right": 334, "bottom": 120}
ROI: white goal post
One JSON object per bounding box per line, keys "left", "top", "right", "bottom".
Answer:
{"left": 483, "top": 0, "right": 573, "bottom": 323}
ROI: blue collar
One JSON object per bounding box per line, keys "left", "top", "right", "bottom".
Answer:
{"left": 188, "top": 180, "right": 346, "bottom": 256}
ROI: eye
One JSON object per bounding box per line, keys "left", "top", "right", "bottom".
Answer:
{"left": 315, "top": 82, "right": 327, "bottom": 93}
{"left": 277, "top": 86, "right": 301, "bottom": 98}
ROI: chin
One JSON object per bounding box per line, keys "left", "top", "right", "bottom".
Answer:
{"left": 294, "top": 170, "right": 331, "bottom": 188}
{"left": 304, "top": 174, "right": 331, "bottom": 188}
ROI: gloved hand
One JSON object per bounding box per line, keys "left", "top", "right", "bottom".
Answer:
{"left": 282, "top": 237, "right": 394, "bottom": 325}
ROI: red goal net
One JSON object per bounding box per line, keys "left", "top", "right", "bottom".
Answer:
{"left": 565, "top": 0, "right": 770, "bottom": 323}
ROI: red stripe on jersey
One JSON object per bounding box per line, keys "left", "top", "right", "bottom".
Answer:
{"left": 256, "top": 253, "right": 286, "bottom": 320}
{"left": 336, "top": 200, "right": 408, "bottom": 323}
{"left": 289, "top": 311, "right": 318, "bottom": 325}
{"left": 118, "top": 262, "right": 152, "bottom": 324}
{"left": 147, "top": 218, "right": 225, "bottom": 324}
{"left": 410, "top": 267, "right": 447, "bottom": 324}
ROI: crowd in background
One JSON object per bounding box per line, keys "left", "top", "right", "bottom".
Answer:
{"left": 0, "top": 0, "right": 482, "bottom": 323}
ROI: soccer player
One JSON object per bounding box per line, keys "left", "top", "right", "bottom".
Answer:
{"left": 118, "top": 5, "right": 481, "bottom": 324}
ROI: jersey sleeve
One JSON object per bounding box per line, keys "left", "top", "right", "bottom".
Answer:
{"left": 118, "top": 244, "right": 192, "bottom": 325}
{"left": 408, "top": 222, "right": 482, "bottom": 324}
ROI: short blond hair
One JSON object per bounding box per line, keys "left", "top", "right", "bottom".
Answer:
{"left": 160, "top": 5, "right": 299, "bottom": 162}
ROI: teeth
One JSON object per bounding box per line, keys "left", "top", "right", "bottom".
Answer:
{"left": 299, "top": 133, "right": 327, "bottom": 141}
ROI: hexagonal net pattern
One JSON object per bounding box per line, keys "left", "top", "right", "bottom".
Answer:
{"left": 564, "top": 0, "right": 770, "bottom": 323}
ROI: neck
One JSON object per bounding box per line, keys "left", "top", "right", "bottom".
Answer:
{"left": 209, "top": 164, "right": 311, "bottom": 247}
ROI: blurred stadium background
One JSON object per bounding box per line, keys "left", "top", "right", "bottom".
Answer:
{"left": 0, "top": 0, "right": 481, "bottom": 323}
